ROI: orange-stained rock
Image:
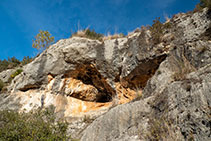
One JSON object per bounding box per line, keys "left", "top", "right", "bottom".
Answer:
{"left": 48, "top": 74, "right": 54, "bottom": 83}
{"left": 65, "top": 77, "right": 98, "bottom": 101}
{"left": 115, "top": 82, "right": 140, "bottom": 104}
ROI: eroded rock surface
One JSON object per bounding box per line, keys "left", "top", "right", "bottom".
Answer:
{"left": 0, "top": 69, "right": 16, "bottom": 83}
{"left": 0, "top": 8, "right": 210, "bottom": 141}
{"left": 5, "top": 17, "right": 168, "bottom": 118}
{"left": 80, "top": 8, "right": 211, "bottom": 141}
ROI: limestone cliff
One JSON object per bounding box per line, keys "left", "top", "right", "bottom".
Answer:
{"left": 0, "top": 8, "right": 211, "bottom": 141}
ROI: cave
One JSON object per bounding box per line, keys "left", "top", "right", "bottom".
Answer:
{"left": 121, "top": 54, "right": 167, "bottom": 90}
{"left": 69, "top": 64, "right": 115, "bottom": 103}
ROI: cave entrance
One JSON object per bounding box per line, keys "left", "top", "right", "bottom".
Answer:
{"left": 70, "top": 64, "right": 115, "bottom": 103}
{"left": 121, "top": 54, "right": 167, "bottom": 90}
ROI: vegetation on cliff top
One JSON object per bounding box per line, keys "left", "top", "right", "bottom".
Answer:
{"left": 0, "top": 56, "right": 32, "bottom": 73}
{"left": 200, "top": 0, "right": 211, "bottom": 9}
{"left": 71, "top": 28, "right": 104, "bottom": 41}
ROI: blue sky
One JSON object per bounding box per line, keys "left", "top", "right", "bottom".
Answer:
{"left": 0, "top": 0, "right": 200, "bottom": 60}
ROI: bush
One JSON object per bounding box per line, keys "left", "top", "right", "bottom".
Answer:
{"left": 0, "top": 56, "right": 33, "bottom": 73}
{"left": 0, "top": 107, "right": 72, "bottom": 140}
{"left": 149, "top": 17, "right": 164, "bottom": 44}
{"left": 72, "top": 28, "right": 104, "bottom": 41}
{"left": 21, "top": 56, "right": 33, "bottom": 66}
{"left": 142, "top": 117, "right": 182, "bottom": 140}
{"left": 0, "top": 57, "right": 21, "bottom": 72}
{"left": 10, "top": 69, "right": 23, "bottom": 79}
{"left": 200, "top": 0, "right": 211, "bottom": 9}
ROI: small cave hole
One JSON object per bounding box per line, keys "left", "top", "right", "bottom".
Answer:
{"left": 122, "top": 54, "right": 167, "bottom": 90}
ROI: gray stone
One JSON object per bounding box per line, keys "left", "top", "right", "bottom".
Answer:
{"left": 1, "top": 7, "right": 210, "bottom": 141}
{"left": 0, "top": 69, "right": 16, "bottom": 83}
{"left": 81, "top": 99, "right": 151, "bottom": 141}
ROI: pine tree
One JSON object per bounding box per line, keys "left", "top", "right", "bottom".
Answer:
{"left": 32, "top": 30, "right": 55, "bottom": 50}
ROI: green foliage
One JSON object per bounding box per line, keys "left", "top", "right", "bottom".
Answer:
{"left": 149, "top": 17, "right": 173, "bottom": 44}
{"left": 8, "top": 57, "right": 21, "bottom": 68}
{"left": 0, "top": 79, "right": 4, "bottom": 92}
{"left": 0, "top": 107, "right": 72, "bottom": 140}
{"left": 84, "top": 29, "right": 104, "bottom": 40}
{"left": 0, "top": 57, "right": 20, "bottom": 72}
{"left": 149, "top": 17, "right": 164, "bottom": 44}
{"left": 21, "top": 56, "right": 33, "bottom": 66}
{"left": 32, "top": 30, "right": 55, "bottom": 50}
{"left": 0, "top": 60, "right": 9, "bottom": 72}
{"left": 200, "top": 0, "right": 211, "bottom": 9}
{"left": 8, "top": 69, "right": 23, "bottom": 83}
{"left": 0, "top": 56, "right": 33, "bottom": 73}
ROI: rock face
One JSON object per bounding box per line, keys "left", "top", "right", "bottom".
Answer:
{"left": 0, "top": 8, "right": 211, "bottom": 141}
{"left": 0, "top": 69, "right": 16, "bottom": 83}
{"left": 82, "top": 64, "right": 211, "bottom": 141}
{"left": 6, "top": 17, "right": 168, "bottom": 114}
{"left": 81, "top": 8, "right": 211, "bottom": 141}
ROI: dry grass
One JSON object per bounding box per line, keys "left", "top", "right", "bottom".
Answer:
{"left": 140, "top": 117, "right": 183, "bottom": 141}
{"left": 71, "top": 29, "right": 104, "bottom": 41}
{"left": 171, "top": 55, "right": 196, "bottom": 81}
{"left": 72, "top": 30, "right": 86, "bottom": 37}
{"left": 102, "top": 33, "right": 125, "bottom": 41}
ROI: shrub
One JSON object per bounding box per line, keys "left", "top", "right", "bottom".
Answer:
{"left": 85, "top": 29, "right": 104, "bottom": 40}
{"left": 0, "top": 107, "right": 72, "bottom": 140}
{"left": 72, "top": 28, "right": 104, "bottom": 41}
{"left": 194, "top": 0, "right": 211, "bottom": 12}
{"left": 0, "top": 57, "right": 21, "bottom": 72}
{"left": 10, "top": 69, "right": 23, "bottom": 79}
{"left": 149, "top": 17, "right": 164, "bottom": 44}
{"left": 171, "top": 54, "right": 196, "bottom": 81}
{"left": 200, "top": 0, "right": 211, "bottom": 9}
{"left": 0, "top": 60, "right": 8, "bottom": 72}
{"left": 0, "top": 56, "right": 33, "bottom": 73}
{"left": 149, "top": 17, "right": 173, "bottom": 45}
{"left": 141, "top": 117, "right": 182, "bottom": 140}
{"left": 0, "top": 79, "right": 4, "bottom": 92}
{"left": 21, "top": 56, "right": 33, "bottom": 66}
{"left": 7, "top": 57, "right": 21, "bottom": 69}
{"left": 102, "top": 33, "right": 126, "bottom": 41}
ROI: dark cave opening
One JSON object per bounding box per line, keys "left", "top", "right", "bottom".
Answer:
{"left": 122, "top": 54, "right": 167, "bottom": 90}
{"left": 73, "top": 64, "right": 115, "bottom": 103}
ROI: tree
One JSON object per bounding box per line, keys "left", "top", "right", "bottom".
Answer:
{"left": 32, "top": 30, "right": 55, "bottom": 50}
{"left": 21, "top": 56, "right": 33, "bottom": 66}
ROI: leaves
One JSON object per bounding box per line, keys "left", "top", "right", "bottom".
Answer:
{"left": 0, "top": 57, "right": 21, "bottom": 72}
{"left": 32, "top": 30, "right": 55, "bottom": 50}
{"left": 0, "top": 107, "right": 72, "bottom": 140}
